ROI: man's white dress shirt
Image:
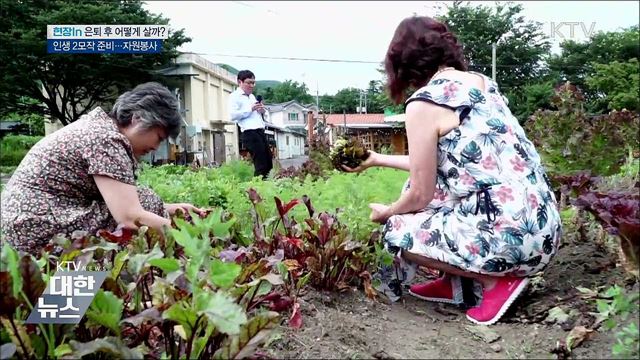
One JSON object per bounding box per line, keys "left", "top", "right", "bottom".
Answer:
{"left": 228, "top": 88, "right": 265, "bottom": 132}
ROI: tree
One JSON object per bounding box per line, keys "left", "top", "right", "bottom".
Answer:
{"left": 365, "top": 80, "right": 388, "bottom": 114}
{"left": 316, "top": 79, "right": 405, "bottom": 115}
{"left": 586, "top": 59, "right": 640, "bottom": 112}
{"left": 332, "top": 88, "right": 361, "bottom": 113}
{"left": 505, "top": 81, "right": 556, "bottom": 120}
{"left": 258, "top": 80, "right": 313, "bottom": 104}
{"left": 439, "top": 2, "right": 551, "bottom": 86}
{"left": 373, "top": 65, "right": 409, "bottom": 115}
{"left": 438, "top": 1, "right": 552, "bottom": 120}
{"left": 0, "top": 0, "right": 190, "bottom": 125}
{"left": 254, "top": 80, "right": 281, "bottom": 103}
{"left": 1, "top": 97, "right": 47, "bottom": 136}
{"left": 549, "top": 26, "right": 640, "bottom": 113}
{"left": 318, "top": 94, "right": 336, "bottom": 114}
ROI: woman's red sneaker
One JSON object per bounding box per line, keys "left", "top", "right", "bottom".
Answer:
{"left": 466, "top": 277, "right": 529, "bottom": 325}
{"left": 408, "top": 276, "right": 458, "bottom": 304}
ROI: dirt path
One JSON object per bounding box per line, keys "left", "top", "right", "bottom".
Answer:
{"left": 266, "top": 230, "right": 636, "bottom": 359}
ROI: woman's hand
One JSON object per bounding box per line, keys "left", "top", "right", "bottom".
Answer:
{"left": 369, "top": 203, "right": 392, "bottom": 224}
{"left": 341, "top": 150, "right": 379, "bottom": 173}
{"left": 165, "top": 203, "right": 206, "bottom": 217}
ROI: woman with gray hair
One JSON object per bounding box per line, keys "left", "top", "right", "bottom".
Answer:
{"left": 1, "top": 82, "right": 203, "bottom": 256}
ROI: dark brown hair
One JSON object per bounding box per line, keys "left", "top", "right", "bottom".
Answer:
{"left": 384, "top": 16, "right": 467, "bottom": 104}
{"left": 237, "top": 70, "right": 255, "bottom": 82}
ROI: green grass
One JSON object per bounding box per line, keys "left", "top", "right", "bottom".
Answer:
{"left": 0, "top": 166, "right": 16, "bottom": 174}
{"left": 0, "top": 134, "right": 42, "bottom": 167}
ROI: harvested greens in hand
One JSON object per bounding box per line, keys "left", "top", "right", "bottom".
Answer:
{"left": 330, "top": 137, "right": 370, "bottom": 171}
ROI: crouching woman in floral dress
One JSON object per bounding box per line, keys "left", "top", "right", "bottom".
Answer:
{"left": 345, "top": 17, "right": 562, "bottom": 325}
{"left": 1, "top": 82, "right": 203, "bottom": 256}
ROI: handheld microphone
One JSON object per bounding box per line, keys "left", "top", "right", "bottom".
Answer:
{"left": 255, "top": 95, "right": 265, "bottom": 121}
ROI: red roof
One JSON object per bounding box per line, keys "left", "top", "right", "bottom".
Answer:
{"left": 323, "top": 113, "right": 386, "bottom": 125}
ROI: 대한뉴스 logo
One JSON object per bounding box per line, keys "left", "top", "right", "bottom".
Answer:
{"left": 25, "top": 261, "right": 107, "bottom": 324}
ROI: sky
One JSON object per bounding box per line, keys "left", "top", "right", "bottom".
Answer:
{"left": 143, "top": 1, "right": 639, "bottom": 95}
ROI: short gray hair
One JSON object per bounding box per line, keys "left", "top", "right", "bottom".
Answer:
{"left": 109, "top": 82, "right": 182, "bottom": 139}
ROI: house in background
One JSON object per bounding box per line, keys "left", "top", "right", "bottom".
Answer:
{"left": 43, "top": 52, "right": 242, "bottom": 166}
{"left": 324, "top": 113, "right": 407, "bottom": 155}
{"left": 153, "top": 52, "right": 239, "bottom": 165}
{"left": 263, "top": 100, "right": 317, "bottom": 159}
{"left": 261, "top": 122, "right": 305, "bottom": 160}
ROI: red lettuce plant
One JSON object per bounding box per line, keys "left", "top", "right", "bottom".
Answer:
{"left": 554, "top": 172, "right": 639, "bottom": 277}
{"left": 239, "top": 189, "right": 378, "bottom": 328}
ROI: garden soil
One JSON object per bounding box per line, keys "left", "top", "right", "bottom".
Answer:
{"left": 266, "top": 230, "right": 637, "bottom": 359}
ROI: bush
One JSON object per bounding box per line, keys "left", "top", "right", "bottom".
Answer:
{"left": 0, "top": 165, "right": 17, "bottom": 174}
{"left": 524, "top": 82, "right": 639, "bottom": 176}
{"left": 215, "top": 160, "right": 255, "bottom": 182}
{"left": 0, "top": 134, "right": 42, "bottom": 166}
{"left": 307, "top": 137, "right": 334, "bottom": 174}
{"left": 275, "top": 159, "right": 327, "bottom": 181}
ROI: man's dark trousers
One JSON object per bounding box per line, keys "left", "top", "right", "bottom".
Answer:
{"left": 242, "top": 128, "right": 273, "bottom": 178}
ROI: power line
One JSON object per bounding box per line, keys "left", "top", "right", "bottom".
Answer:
{"left": 204, "top": 53, "right": 380, "bottom": 64}
{"left": 231, "top": 1, "right": 279, "bottom": 15}
{"left": 195, "top": 52, "right": 590, "bottom": 69}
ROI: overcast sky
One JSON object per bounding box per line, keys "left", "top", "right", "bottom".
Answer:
{"left": 143, "top": 1, "right": 639, "bottom": 95}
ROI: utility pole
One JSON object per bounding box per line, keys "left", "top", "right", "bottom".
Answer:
{"left": 343, "top": 109, "right": 346, "bottom": 136}
{"left": 176, "top": 87, "right": 189, "bottom": 165}
{"left": 316, "top": 80, "right": 319, "bottom": 109}
{"left": 357, "top": 89, "right": 368, "bottom": 114}
{"left": 182, "top": 120, "right": 188, "bottom": 165}
{"left": 364, "top": 91, "right": 367, "bottom": 114}
{"left": 492, "top": 42, "right": 497, "bottom": 81}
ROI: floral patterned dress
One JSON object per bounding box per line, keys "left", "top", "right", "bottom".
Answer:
{"left": 1, "top": 107, "right": 166, "bottom": 255}
{"left": 375, "top": 73, "right": 562, "bottom": 302}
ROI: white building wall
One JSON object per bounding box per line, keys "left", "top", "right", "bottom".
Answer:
{"left": 294, "top": 134, "right": 305, "bottom": 156}
{"left": 276, "top": 132, "right": 289, "bottom": 160}
{"left": 274, "top": 131, "right": 305, "bottom": 160}
{"left": 267, "top": 111, "right": 285, "bottom": 127}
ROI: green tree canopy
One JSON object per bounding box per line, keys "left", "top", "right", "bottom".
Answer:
{"left": 438, "top": 1, "right": 551, "bottom": 91}
{"left": 549, "top": 26, "right": 640, "bottom": 112}
{"left": 331, "top": 88, "right": 361, "bottom": 113}
{"left": 586, "top": 59, "right": 640, "bottom": 112}
{"left": 258, "top": 80, "right": 313, "bottom": 105}
{"left": 0, "top": 0, "right": 190, "bottom": 125}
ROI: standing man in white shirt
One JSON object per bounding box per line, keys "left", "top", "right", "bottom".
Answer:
{"left": 228, "top": 70, "right": 273, "bottom": 179}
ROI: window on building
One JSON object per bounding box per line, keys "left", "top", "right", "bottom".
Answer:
{"left": 288, "top": 113, "right": 299, "bottom": 121}
{"left": 286, "top": 136, "right": 290, "bottom": 145}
